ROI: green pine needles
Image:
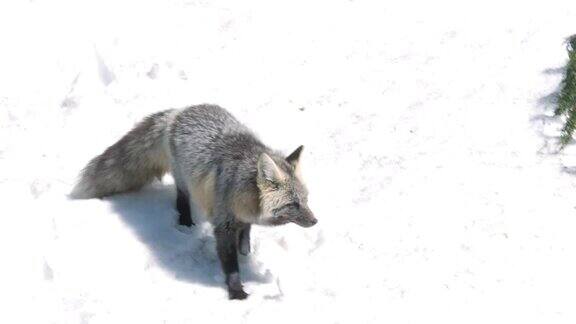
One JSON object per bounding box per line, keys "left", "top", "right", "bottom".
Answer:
{"left": 555, "top": 35, "right": 576, "bottom": 148}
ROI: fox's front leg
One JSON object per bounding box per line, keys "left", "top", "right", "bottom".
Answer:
{"left": 215, "top": 221, "right": 248, "bottom": 300}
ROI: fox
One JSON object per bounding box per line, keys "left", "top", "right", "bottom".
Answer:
{"left": 71, "top": 104, "right": 317, "bottom": 300}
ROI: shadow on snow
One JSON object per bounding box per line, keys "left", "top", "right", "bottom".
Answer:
{"left": 105, "top": 182, "right": 269, "bottom": 288}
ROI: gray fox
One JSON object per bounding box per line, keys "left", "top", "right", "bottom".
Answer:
{"left": 71, "top": 104, "right": 317, "bottom": 299}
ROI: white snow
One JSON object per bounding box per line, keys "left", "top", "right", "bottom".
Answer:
{"left": 1, "top": 0, "right": 576, "bottom": 322}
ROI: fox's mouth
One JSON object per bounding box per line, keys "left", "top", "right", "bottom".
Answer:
{"left": 268, "top": 204, "right": 317, "bottom": 228}
{"left": 293, "top": 216, "right": 318, "bottom": 228}
{"left": 264, "top": 214, "right": 291, "bottom": 226}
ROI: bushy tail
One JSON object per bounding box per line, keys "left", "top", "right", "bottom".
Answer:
{"left": 71, "top": 109, "right": 177, "bottom": 199}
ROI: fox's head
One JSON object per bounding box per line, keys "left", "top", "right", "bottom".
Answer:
{"left": 256, "top": 146, "right": 317, "bottom": 228}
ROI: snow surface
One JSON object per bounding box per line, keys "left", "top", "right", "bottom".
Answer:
{"left": 1, "top": 0, "right": 576, "bottom": 323}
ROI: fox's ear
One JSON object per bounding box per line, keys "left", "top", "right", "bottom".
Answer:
{"left": 258, "top": 153, "right": 285, "bottom": 184}
{"left": 286, "top": 145, "right": 304, "bottom": 166}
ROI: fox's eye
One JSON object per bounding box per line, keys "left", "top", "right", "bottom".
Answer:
{"left": 267, "top": 180, "right": 279, "bottom": 190}
{"left": 272, "top": 202, "right": 297, "bottom": 216}
{"left": 284, "top": 202, "right": 299, "bottom": 210}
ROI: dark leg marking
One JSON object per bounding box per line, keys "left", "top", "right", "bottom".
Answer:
{"left": 176, "top": 188, "right": 194, "bottom": 226}
{"left": 215, "top": 222, "right": 248, "bottom": 300}
{"left": 238, "top": 225, "right": 251, "bottom": 256}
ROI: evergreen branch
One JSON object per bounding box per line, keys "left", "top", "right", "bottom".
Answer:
{"left": 555, "top": 34, "right": 576, "bottom": 149}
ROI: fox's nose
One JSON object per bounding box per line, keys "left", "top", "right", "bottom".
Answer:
{"left": 301, "top": 216, "right": 317, "bottom": 228}
{"left": 293, "top": 206, "right": 317, "bottom": 228}
{"left": 305, "top": 208, "right": 318, "bottom": 227}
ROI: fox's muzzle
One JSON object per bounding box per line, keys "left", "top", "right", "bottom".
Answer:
{"left": 292, "top": 206, "right": 317, "bottom": 228}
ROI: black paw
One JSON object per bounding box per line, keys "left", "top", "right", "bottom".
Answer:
{"left": 228, "top": 289, "right": 248, "bottom": 300}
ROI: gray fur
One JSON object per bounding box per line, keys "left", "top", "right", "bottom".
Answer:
{"left": 71, "top": 104, "right": 317, "bottom": 299}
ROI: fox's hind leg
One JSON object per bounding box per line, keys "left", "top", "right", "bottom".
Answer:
{"left": 238, "top": 224, "right": 251, "bottom": 256}
{"left": 176, "top": 187, "right": 194, "bottom": 226}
